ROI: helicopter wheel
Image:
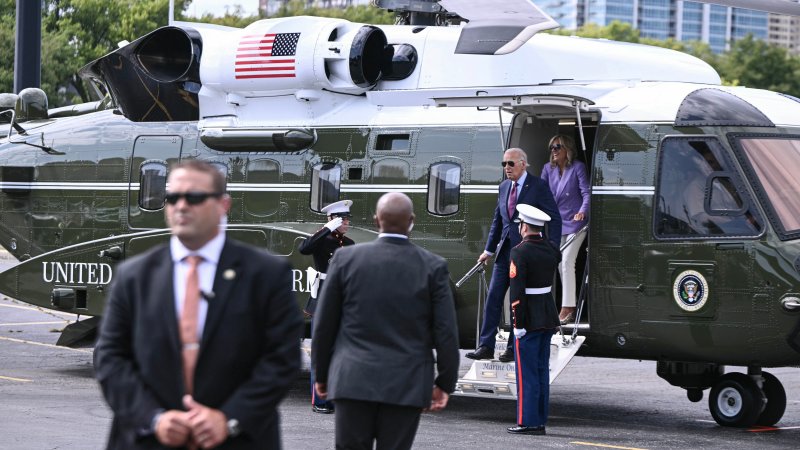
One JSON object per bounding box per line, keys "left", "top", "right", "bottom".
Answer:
{"left": 708, "top": 373, "right": 764, "bottom": 428}
{"left": 755, "top": 371, "right": 786, "bottom": 427}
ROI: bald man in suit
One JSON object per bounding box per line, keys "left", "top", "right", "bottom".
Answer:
{"left": 312, "top": 192, "right": 459, "bottom": 450}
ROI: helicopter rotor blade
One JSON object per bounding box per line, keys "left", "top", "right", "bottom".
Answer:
{"left": 438, "top": 0, "right": 560, "bottom": 55}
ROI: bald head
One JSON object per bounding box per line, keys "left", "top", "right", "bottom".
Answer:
{"left": 375, "top": 192, "right": 415, "bottom": 235}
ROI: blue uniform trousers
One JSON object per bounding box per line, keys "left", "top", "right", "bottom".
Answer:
{"left": 479, "top": 244, "right": 514, "bottom": 351}
{"left": 514, "top": 329, "right": 555, "bottom": 427}
{"left": 310, "top": 314, "right": 334, "bottom": 409}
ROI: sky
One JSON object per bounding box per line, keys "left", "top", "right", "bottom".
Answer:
{"left": 184, "top": 0, "right": 261, "bottom": 17}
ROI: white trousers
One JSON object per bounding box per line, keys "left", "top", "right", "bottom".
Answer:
{"left": 559, "top": 232, "right": 586, "bottom": 308}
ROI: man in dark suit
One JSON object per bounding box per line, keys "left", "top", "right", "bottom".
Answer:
{"left": 94, "top": 160, "right": 302, "bottom": 449}
{"left": 311, "top": 192, "right": 460, "bottom": 450}
{"left": 466, "top": 148, "right": 561, "bottom": 362}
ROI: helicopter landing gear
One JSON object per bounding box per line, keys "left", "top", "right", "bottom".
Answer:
{"left": 686, "top": 388, "right": 703, "bottom": 402}
{"left": 755, "top": 371, "right": 786, "bottom": 427}
{"left": 708, "top": 373, "right": 764, "bottom": 427}
{"left": 707, "top": 368, "right": 786, "bottom": 428}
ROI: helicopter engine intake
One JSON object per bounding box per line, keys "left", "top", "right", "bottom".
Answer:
{"left": 197, "top": 16, "right": 393, "bottom": 95}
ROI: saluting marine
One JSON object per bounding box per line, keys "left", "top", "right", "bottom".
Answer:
{"left": 299, "top": 199, "right": 355, "bottom": 414}
{"left": 507, "top": 204, "right": 561, "bottom": 436}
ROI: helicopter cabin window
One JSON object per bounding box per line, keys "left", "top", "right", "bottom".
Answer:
{"left": 655, "top": 137, "right": 761, "bottom": 238}
{"left": 376, "top": 134, "right": 409, "bottom": 152}
{"left": 244, "top": 159, "right": 280, "bottom": 217}
{"left": 138, "top": 161, "right": 167, "bottom": 210}
{"left": 736, "top": 137, "right": 800, "bottom": 237}
{"left": 311, "top": 163, "right": 341, "bottom": 213}
{"left": 427, "top": 162, "right": 461, "bottom": 215}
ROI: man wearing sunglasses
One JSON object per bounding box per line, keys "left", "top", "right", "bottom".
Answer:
{"left": 299, "top": 199, "right": 355, "bottom": 414}
{"left": 95, "top": 160, "right": 302, "bottom": 449}
{"left": 466, "top": 148, "right": 561, "bottom": 363}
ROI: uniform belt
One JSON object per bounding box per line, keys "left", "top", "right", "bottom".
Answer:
{"left": 319, "top": 273, "right": 327, "bottom": 280}
{"left": 525, "top": 286, "right": 552, "bottom": 294}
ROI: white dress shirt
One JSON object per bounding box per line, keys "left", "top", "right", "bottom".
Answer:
{"left": 170, "top": 232, "right": 226, "bottom": 341}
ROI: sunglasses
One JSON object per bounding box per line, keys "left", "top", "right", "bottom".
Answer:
{"left": 165, "top": 191, "right": 223, "bottom": 205}
{"left": 501, "top": 160, "right": 520, "bottom": 168}
{"left": 550, "top": 144, "right": 563, "bottom": 151}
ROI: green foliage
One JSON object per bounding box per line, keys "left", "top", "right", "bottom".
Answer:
{"left": 718, "top": 34, "right": 800, "bottom": 95}
{"left": 556, "top": 21, "right": 800, "bottom": 97}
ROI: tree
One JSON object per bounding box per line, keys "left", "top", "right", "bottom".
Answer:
{"left": 718, "top": 34, "right": 800, "bottom": 95}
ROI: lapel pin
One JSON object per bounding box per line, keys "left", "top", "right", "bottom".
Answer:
{"left": 224, "top": 269, "right": 236, "bottom": 280}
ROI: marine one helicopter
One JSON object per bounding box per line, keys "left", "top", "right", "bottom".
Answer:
{"left": 2, "top": 0, "right": 800, "bottom": 428}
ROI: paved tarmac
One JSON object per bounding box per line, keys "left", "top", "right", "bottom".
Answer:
{"left": 1, "top": 249, "right": 800, "bottom": 449}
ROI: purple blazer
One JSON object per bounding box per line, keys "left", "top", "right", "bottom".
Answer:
{"left": 541, "top": 160, "right": 590, "bottom": 235}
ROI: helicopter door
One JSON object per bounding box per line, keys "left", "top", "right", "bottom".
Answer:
{"left": 644, "top": 136, "right": 764, "bottom": 348}
{"left": 127, "top": 135, "right": 182, "bottom": 230}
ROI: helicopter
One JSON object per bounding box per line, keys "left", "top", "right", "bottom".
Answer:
{"left": 1, "top": 0, "right": 800, "bottom": 428}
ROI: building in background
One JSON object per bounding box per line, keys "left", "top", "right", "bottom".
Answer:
{"left": 768, "top": 2, "right": 800, "bottom": 55}
{"left": 541, "top": 0, "right": 774, "bottom": 53}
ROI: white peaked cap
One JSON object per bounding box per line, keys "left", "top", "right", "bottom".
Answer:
{"left": 321, "top": 199, "right": 353, "bottom": 215}
{"left": 515, "top": 204, "right": 551, "bottom": 226}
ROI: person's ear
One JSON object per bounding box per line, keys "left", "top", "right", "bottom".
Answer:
{"left": 373, "top": 215, "right": 379, "bottom": 229}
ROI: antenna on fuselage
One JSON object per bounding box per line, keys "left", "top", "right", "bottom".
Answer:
{"left": 168, "top": 0, "right": 175, "bottom": 25}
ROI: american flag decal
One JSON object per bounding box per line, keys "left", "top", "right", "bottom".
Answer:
{"left": 235, "top": 32, "right": 300, "bottom": 79}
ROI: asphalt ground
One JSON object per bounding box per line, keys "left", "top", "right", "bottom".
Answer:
{"left": 2, "top": 249, "right": 800, "bottom": 449}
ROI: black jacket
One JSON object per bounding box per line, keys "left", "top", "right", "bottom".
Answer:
{"left": 509, "top": 236, "right": 561, "bottom": 331}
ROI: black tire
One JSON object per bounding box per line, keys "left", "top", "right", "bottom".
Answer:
{"left": 709, "top": 373, "right": 764, "bottom": 428}
{"left": 756, "top": 372, "right": 786, "bottom": 427}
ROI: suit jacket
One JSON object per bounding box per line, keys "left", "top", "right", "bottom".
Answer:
{"left": 311, "top": 237, "right": 460, "bottom": 408}
{"left": 541, "top": 161, "right": 591, "bottom": 235}
{"left": 485, "top": 171, "right": 562, "bottom": 254}
{"left": 510, "top": 237, "right": 561, "bottom": 331}
{"left": 94, "top": 238, "right": 302, "bottom": 449}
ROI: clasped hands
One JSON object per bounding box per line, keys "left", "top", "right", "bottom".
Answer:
{"left": 155, "top": 395, "right": 228, "bottom": 449}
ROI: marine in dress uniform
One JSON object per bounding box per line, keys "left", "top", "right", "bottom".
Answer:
{"left": 299, "top": 199, "right": 355, "bottom": 414}
{"left": 507, "top": 204, "right": 562, "bottom": 435}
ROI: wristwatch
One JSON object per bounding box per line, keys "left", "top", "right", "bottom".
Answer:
{"left": 226, "top": 418, "right": 241, "bottom": 438}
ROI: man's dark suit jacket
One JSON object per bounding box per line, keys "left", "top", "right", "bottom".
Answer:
{"left": 485, "top": 171, "right": 562, "bottom": 254}
{"left": 94, "top": 238, "right": 302, "bottom": 449}
{"left": 311, "top": 236, "right": 460, "bottom": 408}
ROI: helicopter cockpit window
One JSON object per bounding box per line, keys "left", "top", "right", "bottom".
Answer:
{"left": 139, "top": 161, "right": 167, "bottom": 210}
{"left": 427, "top": 162, "right": 461, "bottom": 216}
{"left": 655, "top": 137, "right": 761, "bottom": 238}
{"left": 736, "top": 137, "right": 800, "bottom": 238}
{"left": 311, "top": 163, "right": 341, "bottom": 213}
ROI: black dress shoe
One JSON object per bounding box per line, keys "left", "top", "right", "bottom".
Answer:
{"left": 465, "top": 346, "right": 494, "bottom": 360}
{"left": 498, "top": 348, "right": 514, "bottom": 362}
{"left": 507, "top": 425, "right": 545, "bottom": 435}
{"left": 313, "top": 405, "right": 335, "bottom": 414}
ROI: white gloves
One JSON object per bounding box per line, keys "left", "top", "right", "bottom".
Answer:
{"left": 324, "top": 217, "right": 343, "bottom": 231}
{"left": 513, "top": 328, "right": 527, "bottom": 338}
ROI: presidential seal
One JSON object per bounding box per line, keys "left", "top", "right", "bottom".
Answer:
{"left": 673, "top": 270, "right": 709, "bottom": 312}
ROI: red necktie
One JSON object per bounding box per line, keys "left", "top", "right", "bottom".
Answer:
{"left": 180, "top": 255, "right": 202, "bottom": 395}
{"left": 507, "top": 182, "right": 518, "bottom": 219}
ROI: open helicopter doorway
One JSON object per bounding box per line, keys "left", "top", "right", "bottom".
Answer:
{"left": 504, "top": 107, "right": 598, "bottom": 332}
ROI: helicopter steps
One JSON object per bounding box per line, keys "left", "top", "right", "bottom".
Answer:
{"left": 454, "top": 331, "right": 585, "bottom": 400}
